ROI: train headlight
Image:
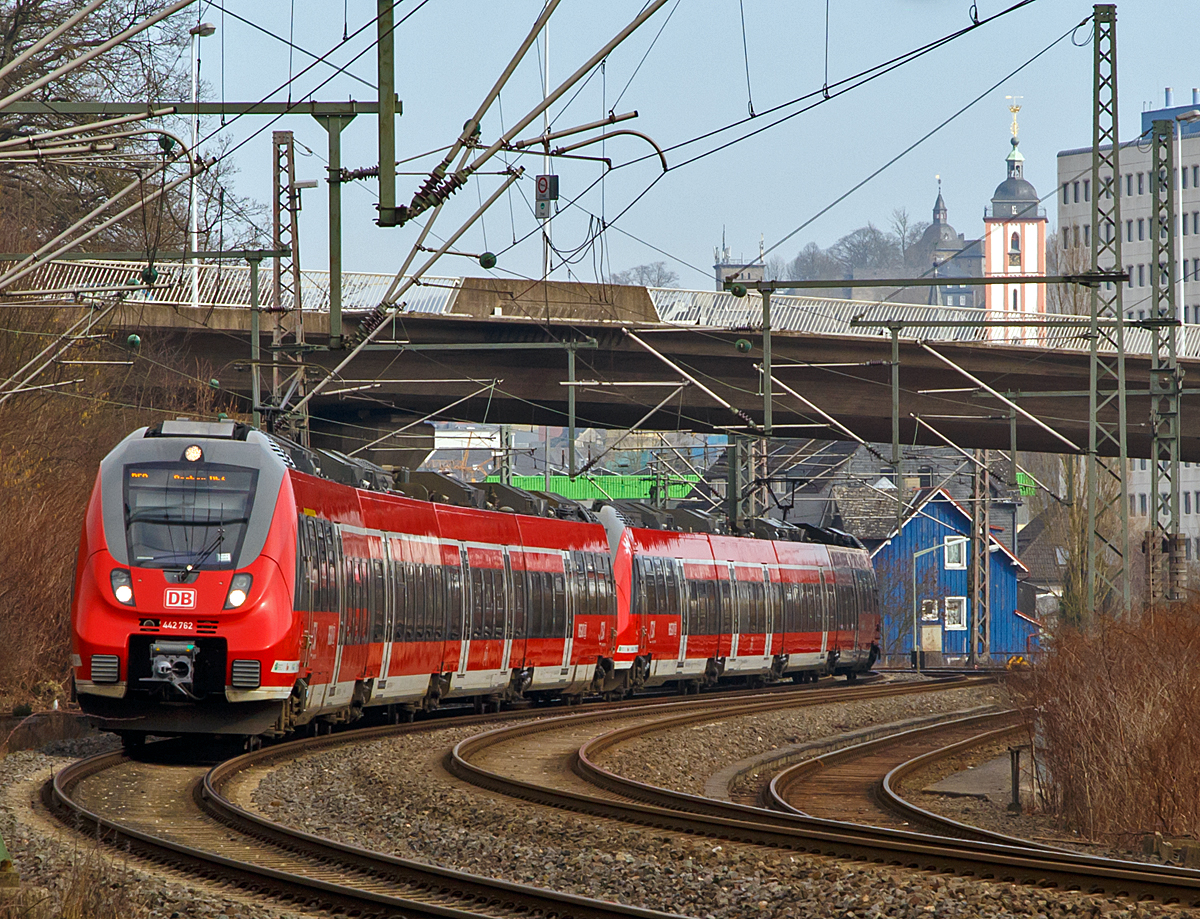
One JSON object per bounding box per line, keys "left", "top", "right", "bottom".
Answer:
{"left": 224, "top": 573, "right": 253, "bottom": 609}
{"left": 110, "top": 569, "right": 135, "bottom": 606}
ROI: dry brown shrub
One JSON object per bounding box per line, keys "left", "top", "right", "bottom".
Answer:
{"left": 0, "top": 305, "right": 238, "bottom": 706}
{"left": 0, "top": 843, "right": 147, "bottom": 919}
{"left": 1010, "top": 606, "right": 1200, "bottom": 843}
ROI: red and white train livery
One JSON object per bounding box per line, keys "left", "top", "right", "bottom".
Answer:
{"left": 71, "top": 420, "right": 879, "bottom": 741}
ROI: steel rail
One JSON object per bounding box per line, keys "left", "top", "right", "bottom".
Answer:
{"left": 48, "top": 732, "right": 684, "bottom": 919}
{"left": 765, "top": 710, "right": 1036, "bottom": 844}
{"left": 879, "top": 718, "right": 1052, "bottom": 851}
{"left": 49, "top": 681, "right": 861, "bottom": 919}
{"left": 451, "top": 684, "right": 1200, "bottom": 907}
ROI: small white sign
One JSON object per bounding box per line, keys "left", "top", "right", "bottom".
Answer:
{"left": 535, "top": 199, "right": 551, "bottom": 219}
{"left": 272, "top": 660, "right": 300, "bottom": 674}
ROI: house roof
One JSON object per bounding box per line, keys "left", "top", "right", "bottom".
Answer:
{"left": 1016, "top": 510, "right": 1065, "bottom": 589}
{"left": 869, "top": 487, "right": 1029, "bottom": 573}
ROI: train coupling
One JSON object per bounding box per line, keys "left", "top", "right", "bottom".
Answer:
{"left": 141, "top": 640, "right": 200, "bottom": 699}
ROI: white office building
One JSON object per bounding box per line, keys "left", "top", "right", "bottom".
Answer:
{"left": 1057, "top": 87, "right": 1200, "bottom": 560}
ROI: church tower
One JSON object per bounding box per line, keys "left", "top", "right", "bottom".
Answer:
{"left": 983, "top": 102, "right": 1046, "bottom": 322}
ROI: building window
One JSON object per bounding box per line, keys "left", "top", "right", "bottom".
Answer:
{"left": 1084, "top": 225, "right": 1090, "bottom": 246}
{"left": 1185, "top": 168, "right": 1190, "bottom": 190}
{"left": 1063, "top": 183, "right": 1070, "bottom": 205}
{"left": 1140, "top": 493, "right": 1148, "bottom": 515}
{"left": 1189, "top": 540, "right": 1193, "bottom": 561}
{"left": 1186, "top": 217, "right": 1191, "bottom": 237}
{"left": 1061, "top": 227, "right": 1069, "bottom": 249}
{"left": 1194, "top": 165, "right": 1198, "bottom": 188}
{"left": 1186, "top": 492, "right": 1192, "bottom": 515}
{"left": 1130, "top": 494, "right": 1137, "bottom": 515}
{"left": 1012, "top": 289, "right": 1019, "bottom": 311}
{"left": 1194, "top": 213, "right": 1199, "bottom": 235}
{"left": 1139, "top": 309, "right": 1146, "bottom": 319}
{"left": 1126, "top": 220, "right": 1133, "bottom": 242}
{"left": 1126, "top": 174, "right": 1133, "bottom": 196}
{"left": 1194, "top": 258, "right": 1200, "bottom": 281}
{"left": 944, "top": 536, "right": 967, "bottom": 570}
{"left": 1139, "top": 264, "right": 1146, "bottom": 286}
{"left": 1073, "top": 181, "right": 1080, "bottom": 203}
{"left": 1138, "top": 218, "right": 1145, "bottom": 240}
{"left": 1138, "top": 172, "right": 1145, "bottom": 195}
{"left": 944, "top": 597, "right": 968, "bottom": 631}
{"left": 1127, "top": 265, "right": 1134, "bottom": 288}
{"left": 1084, "top": 179, "right": 1090, "bottom": 201}
{"left": 1141, "top": 458, "right": 1148, "bottom": 470}
{"left": 1011, "top": 231, "right": 1021, "bottom": 252}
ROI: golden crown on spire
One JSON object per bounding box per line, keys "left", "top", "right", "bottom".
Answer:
{"left": 1005, "top": 95, "right": 1023, "bottom": 138}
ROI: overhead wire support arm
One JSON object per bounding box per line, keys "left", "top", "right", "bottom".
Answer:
{"left": 288, "top": 168, "right": 524, "bottom": 417}
{"left": 392, "top": 0, "right": 671, "bottom": 227}
{"left": 919, "top": 342, "right": 1080, "bottom": 452}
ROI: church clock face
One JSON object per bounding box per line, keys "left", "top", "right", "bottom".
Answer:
{"left": 1008, "top": 252, "right": 1021, "bottom": 267}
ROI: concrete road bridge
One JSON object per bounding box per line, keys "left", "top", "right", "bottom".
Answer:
{"left": 12, "top": 258, "right": 1200, "bottom": 463}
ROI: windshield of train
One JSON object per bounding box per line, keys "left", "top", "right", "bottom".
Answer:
{"left": 123, "top": 463, "right": 259, "bottom": 570}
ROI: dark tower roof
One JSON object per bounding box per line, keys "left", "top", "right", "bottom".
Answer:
{"left": 990, "top": 136, "right": 1039, "bottom": 218}
{"left": 920, "top": 185, "right": 962, "bottom": 251}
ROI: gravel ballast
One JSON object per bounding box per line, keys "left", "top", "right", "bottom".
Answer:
{"left": 247, "top": 682, "right": 1181, "bottom": 919}
{"left": 0, "top": 736, "right": 319, "bottom": 919}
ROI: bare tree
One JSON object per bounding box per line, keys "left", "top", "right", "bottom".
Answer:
{"left": 0, "top": 2, "right": 264, "bottom": 253}
{"left": 609, "top": 261, "right": 679, "bottom": 287}
{"left": 787, "top": 241, "right": 842, "bottom": 281}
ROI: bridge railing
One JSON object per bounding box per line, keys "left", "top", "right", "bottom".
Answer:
{"left": 647, "top": 287, "right": 1194, "bottom": 359}
{"left": 7, "top": 260, "right": 462, "bottom": 315}
{"left": 8, "top": 260, "right": 1197, "bottom": 360}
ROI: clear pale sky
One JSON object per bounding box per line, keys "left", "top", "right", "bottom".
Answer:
{"left": 191, "top": 0, "right": 1195, "bottom": 288}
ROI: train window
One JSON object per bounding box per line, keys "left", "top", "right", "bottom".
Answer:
{"left": 552, "top": 571, "right": 567, "bottom": 637}
{"left": 469, "top": 567, "right": 485, "bottom": 640}
{"left": 664, "top": 560, "right": 679, "bottom": 616}
{"left": 403, "top": 563, "right": 416, "bottom": 642}
{"left": 526, "top": 570, "right": 542, "bottom": 639}
{"left": 511, "top": 566, "right": 526, "bottom": 638}
{"left": 443, "top": 562, "right": 459, "bottom": 642}
{"left": 490, "top": 566, "right": 506, "bottom": 640}
{"left": 390, "top": 560, "right": 403, "bottom": 642}
{"left": 717, "top": 575, "right": 731, "bottom": 634}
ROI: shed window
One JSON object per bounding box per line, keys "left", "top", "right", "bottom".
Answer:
{"left": 944, "top": 536, "right": 967, "bottom": 570}
{"left": 944, "top": 597, "right": 968, "bottom": 631}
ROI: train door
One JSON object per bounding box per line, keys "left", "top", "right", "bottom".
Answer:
{"left": 297, "top": 515, "right": 317, "bottom": 673}
{"left": 560, "top": 551, "right": 575, "bottom": 673}
{"left": 501, "top": 549, "right": 514, "bottom": 672}
{"left": 377, "top": 538, "right": 394, "bottom": 684}
{"left": 329, "top": 524, "right": 346, "bottom": 687}
{"left": 820, "top": 569, "right": 835, "bottom": 655}
{"left": 762, "top": 564, "right": 774, "bottom": 656}
{"left": 675, "top": 559, "right": 688, "bottom": 668}
{"left": 728, "top": 562, "right": 740, "bottom": 658}
{"left": 456, "top": 544, "right": 470, "bottom": 677}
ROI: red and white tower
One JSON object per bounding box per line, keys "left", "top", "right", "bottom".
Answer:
{"left": 983, "top": 107, "right": 1046, "bottom": 329}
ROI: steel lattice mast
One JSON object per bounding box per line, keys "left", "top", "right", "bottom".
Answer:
{"left": 1148, "top": 117, "right": 1185, "bottom": 602}
{"left": 1085, "top": 3, "right": 1130, "bottom": 617}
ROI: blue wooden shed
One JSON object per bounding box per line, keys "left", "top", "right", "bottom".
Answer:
{"left": 867, "top": 488, "right": 1039, "bottom": 663}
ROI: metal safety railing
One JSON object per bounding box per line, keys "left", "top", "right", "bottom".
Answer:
{"left": 647, "top": 286, "right": 1200, "bottom": 360}
{"left": 3, "top": 260, "right": 463, "bottom": 314}
{"left": 7, "top": 260, "right": 1200, "bottom": 360}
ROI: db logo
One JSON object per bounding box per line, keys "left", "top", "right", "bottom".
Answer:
{"left": 164, "top": 588, "right": 197, "bottom": 609}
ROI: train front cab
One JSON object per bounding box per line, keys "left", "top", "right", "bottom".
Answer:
{"left": 71, "top": 422, "right": 305, "bottom": 738}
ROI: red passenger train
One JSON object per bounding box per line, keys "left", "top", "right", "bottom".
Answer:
{"left": 71, "top": 421, "right": 879, "bottom": 743}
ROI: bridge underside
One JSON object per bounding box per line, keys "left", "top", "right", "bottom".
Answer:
{"left": 124, "top": 300, "right": 1200, "bottom": 463}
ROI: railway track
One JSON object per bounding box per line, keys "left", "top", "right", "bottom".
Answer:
{"left": 42, "top": 675, "right": 881, "bottom": 919}
{"left": 765, "top": 710, "right": 1032, "bottom": 840}
{"left": 48, "top": 726, "right": 684, "bottom": 918}
{"left": 450, "top": 680, "right": 1200, "bottom": 907}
